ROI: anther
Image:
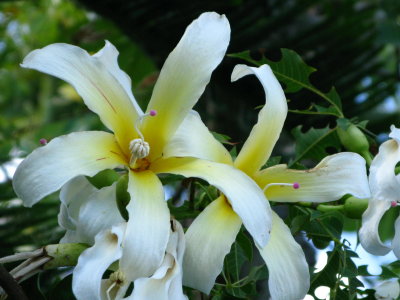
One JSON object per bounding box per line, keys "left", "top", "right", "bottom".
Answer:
{"left": 107, "top": 270, "right": 126, "bottom": 300}
{"left": 129, "top": 139, "right": 150, "bottom": 162}
{"left": 391, "top": 201, "right": 398, "bottom": 208}
{"left": 263, "top": 182, "right": 300, "bottom": 192}
{"left": 39, "top": 138, "right": 47, "bottom": 145}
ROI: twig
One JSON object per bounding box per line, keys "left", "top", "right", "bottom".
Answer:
{"left": 0, "top": 265, "right": 28, "bottom": 300}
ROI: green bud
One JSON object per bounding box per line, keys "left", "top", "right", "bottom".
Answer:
{"left": 343, "top": 196, "right": 369, "bottom": 219}
{"left": 116, "top": 174, "right": 130, "bottom": 221}
{"left": 337, "top": 123, "right": 369, "bottom": 154}
{"left": 43, "top": 243, "right": 88, "bottom": 269}
{"left": 87, "top": 169, "right": 119, "bottom": 189}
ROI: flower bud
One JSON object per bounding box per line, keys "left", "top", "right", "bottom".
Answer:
{"left": 337, "top": 122, "right": 369, "bottom": 154}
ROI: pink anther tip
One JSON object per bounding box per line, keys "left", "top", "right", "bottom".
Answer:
{"left": 149, "top": 110, "right": 157, "bottom": 116}
{"left": 39, "top": 138, "right": 48, "bottom": 145}
{"left": 293, "top": 182, "right": 300, "bottom": 189}
{"left": 391, "top": 201, "right": 397, "bottom": 208}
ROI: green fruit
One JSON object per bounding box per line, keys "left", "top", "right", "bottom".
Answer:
{"left": 337, "top": 124, "right": 369, "bottom": 154}
{"left": 343, "top": 197, "right": 369, "bottom": 219}
{"left": 116, "top": 174, "right": 130, "bottom": 221}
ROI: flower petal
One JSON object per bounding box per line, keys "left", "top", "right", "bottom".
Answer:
{"left": 257, "top": 211, "right": 309, "bottom": 300}
{"left": 73, "top": 182, "right": 124, "bottom": 245}
{"left": 120, "top": 170, "right": 170, "bottom": 281}
{"left": 128, "top": 220, "right": 188, "bottom": 300}
{"left": 359, "top": 199, "right": 392, "bottom": 256}
{"left": 392, "top": 216, "right": 400, "bottom": 259}
{"left": 163, "top": 110, "right": 232, "bottom": 165}
{"left": 151, "top": 157, "right": 271, "bottom": 247}
{"left": 254, "top": 153, "right": 370, "bottom": 203}
{"left": 58, "top": 176, "right": 96, "bottom": 233}
{"left": 375, "top": 280, "right": 400, "bottom": 299}
{"left": 232, "top": 64, "right": 287, "bottom": 176}
{"left": 369, "top": 129, "right": 400, "bottom": 202}
{"left": 93, "top": 41, "right": 143, "bottom": 115}
{"left": 13, "top": 131, "right": 126, "bottom": 207}
{"left": 141, "top": 12, "right": 230, "bottom": 159}
{"left": 21, "top": 42, "right": 141, "bottom": 152}
{"left": 183, "top": 195, "right": 241, "bottom": 293}
{"left": 72, "top": 223, "right": 125, "bottom": 300}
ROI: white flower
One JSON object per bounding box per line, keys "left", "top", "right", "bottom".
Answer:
{"left": 359, "top": 125, "right": 400, "bottom": 259}
{"left": 375, "top": 280, "right": 400, "bottom": 300}
{"left": 13, "top": 12, "right": 272, "bottom": 283}
{"left": 165, "top": 64, "right": 371, "bottom": 300}
{"left": 58, "top": 177, "right": 187, "bottom": 300}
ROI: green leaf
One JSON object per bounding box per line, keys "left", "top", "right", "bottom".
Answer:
{"left": 229, "top": 49, "right": 344, "bottom": 117}
{"left": 262, "top": 156, "right": 282, "bottom": 169}
{"left": 291, "top": 125, "right": 341, "bottom": 164}
{"left": 236, "top": 230, "right": 253, "bottom": 262}
{"left": 211, "top": 131, "right": 235, "bottom": 145}
{"left": 225, "top": 242, "right": 247, "bottom": 283}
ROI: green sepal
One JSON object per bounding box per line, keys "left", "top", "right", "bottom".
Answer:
{"left": 43, "top": 243, "right": 89, "bottom": 269}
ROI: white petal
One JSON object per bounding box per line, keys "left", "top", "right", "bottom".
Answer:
{"left": 120, "top": 170, "right": 170, "bottom": 281}
{"left": 127, "top": 220, "right": 187, "bottom": 300}
{"left": 183, "top": 195, "right": 241, "bottom": 293}
{"left": 375, "top": 280, "right": 400, "bottom": 300}
{"left": 58, "top": 176, "right": 95, "bottom": 231}
{"left": 369, "top": 134, "right": 400, "bottom": 202}
{"left": 257, "top": 211, "right": 309, "bottom": 300}
{"left": 21, "top": 42, "right": 141, "bottom": 152}
{"left": 74, "top": 182, "right": 124, "bottom": 245}
{"left": 151, "top": 157, "right": 271, "bottom": 247}
{"left": 254, "top": 153, "right": 371, "bottom": 203}
{"left": 93, "top": 40, "right": 143, "bottom": 115}
{"left": 142, "top": 12, "right": 230, "bottom": 159}
{"left": 389, "top": 125, "right": 400, "bottom": 142}
{"left": 232, "top": 64, "right": 287, "bottom": 176}
{"left": 392, "top": 216, "right": 400, "bottom": 259}
{"left": 13, "top": 131, "right": 126, "bottom": 207}
{"left": 359, "top": 199, "right": 392, "bottom": 256}
{"left": 72, "top": 223, "right": 125, "bottom": 300}
{"left": 58, "top": 176, "right": 97, "bottom": 242}
{"left": 163, "top": 110, "right": 232, "bottom": 165}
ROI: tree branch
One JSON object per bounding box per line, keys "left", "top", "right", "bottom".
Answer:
{"left": 0, "top": 264, "right": 28, "bottom": 300}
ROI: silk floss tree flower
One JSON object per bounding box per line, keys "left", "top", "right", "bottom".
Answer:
{"left": 164, "top": 64, "right": 371, "bottom": 299}
{"left": 58, "top": 176, "right": 187, "bottom": 299}
{"left": 13, "top": 11, "right": 272, "bottom": 296}
{"left": 359, "top": 125, "right": 400, "bottom": 259}
{"left": 374, "top": 279, "right": 400, "bottom": 300}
